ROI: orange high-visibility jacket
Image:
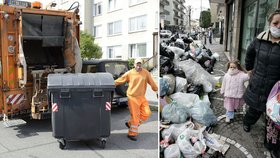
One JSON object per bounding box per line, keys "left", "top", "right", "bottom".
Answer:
{"left": 115, "top": 68, "right": 158, "bottom": 97}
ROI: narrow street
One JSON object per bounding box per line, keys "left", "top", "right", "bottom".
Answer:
{"left": 205, "top": 38, "right": 270, "bottom": 158}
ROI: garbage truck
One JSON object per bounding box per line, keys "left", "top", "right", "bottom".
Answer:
{"left": 0, "top": 1, "right": 82, "bottom": 125}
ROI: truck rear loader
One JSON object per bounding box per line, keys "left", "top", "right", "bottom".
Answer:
{"left": 0, "top": 1, "right": 82, "bottom": 126}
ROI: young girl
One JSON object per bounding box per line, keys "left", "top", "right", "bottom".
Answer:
{"left": 221, "top": 60, "right": 250, "bottom": 123}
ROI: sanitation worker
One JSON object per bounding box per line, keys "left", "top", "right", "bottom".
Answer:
{"left": 114, "top": 58, "right": 158, "bottom": 141}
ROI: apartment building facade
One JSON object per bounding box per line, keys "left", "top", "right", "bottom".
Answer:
{"left": 92, "top": 0, "right": 159, "bottom": 60}
{"left": 160, "top": 0, "right": 187, "bottom": 32}
{"left": 55, "top": 0, "right": 93, "bottom": 33}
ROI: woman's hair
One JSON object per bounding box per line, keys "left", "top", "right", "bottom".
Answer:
{"left": 226, "top": 60, "right": 244, "bottom": 71}
{"left": 268, "top": 9, "right": 280, "bottom": 23}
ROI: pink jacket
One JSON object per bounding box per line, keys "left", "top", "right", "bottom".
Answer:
{"left": 221, "top": 71, "right": 249, "bottom": 98}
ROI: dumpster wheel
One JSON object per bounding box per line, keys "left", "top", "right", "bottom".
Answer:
{"left": 100, "top": 138, "right": 107, "bottom": 149}
{"left": 58, "top": 139, "right": 66, "bottom": 149}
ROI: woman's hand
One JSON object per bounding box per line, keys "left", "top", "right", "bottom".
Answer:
{"left": 247, "top": 70, "right": 253, "bottom": 77}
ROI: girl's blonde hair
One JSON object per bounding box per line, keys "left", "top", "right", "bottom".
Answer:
{"left": 226, "top": 60, "right": 245, "bottom": 71}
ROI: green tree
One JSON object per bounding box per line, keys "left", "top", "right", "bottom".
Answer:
{"left": 80, "top": 31, "right": 102, "bottom": 59}
{"left": 128, "top": 58, "right": 135, "bottom": 70}
{"left": 199, "top": 9, "right": 211, "bottom": 28}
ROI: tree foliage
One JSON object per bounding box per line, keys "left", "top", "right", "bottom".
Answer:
{"left": 199, "top": 9, "right": 211, "bottom": 28}
{"left": 80, "top": 31, "right": 102, "bottom": 59}
{"left": 128, "top": 58, "right": 135, "bottom": 70}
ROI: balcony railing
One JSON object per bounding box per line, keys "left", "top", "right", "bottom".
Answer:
{"left": 160, "top": 0, "right": 169, "bottom": 5}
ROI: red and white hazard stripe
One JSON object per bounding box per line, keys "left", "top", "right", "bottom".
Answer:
{"left": 52, "top": 103, "right": 58, "bottom": 112}
{"left": 6, "top": 94, "right": 24, "bottom": 105}
{"left": 105, "top": 102, "right": 111, "bottom": 111}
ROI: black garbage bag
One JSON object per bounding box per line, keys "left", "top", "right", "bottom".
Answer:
{"left": 209, "top": 151, "right": 225, "bottom": 158}
{"left": 160, "top": 44, "right": 175, "bottom": 60}
{"left": 160, "top": 55, "right": 174, "bottom": 75}
{"left": 174, "top": 40, "right": 185, "bottom": 50}
{"left": 206, "top": 48, "right": 213, "bottom": 56}
{"left": 173, "top": 68, "right": 186, "bottom": 78}
{"left": 198, "top": 55, "right": 211, "bottom": 67}
{"left": 197, "top": 54, "right": 217, "bottom": 73}
{"left": 187, "top": 84, "right": 204, "bottom": 97}
{"left": 169, "top": 35, "right": 177, "bottom": 43}
{"left": 182, "top": 36, "right": 193, "bottom": 44}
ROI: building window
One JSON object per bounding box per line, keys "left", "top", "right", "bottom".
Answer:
{"left": 129, "top": 15, "right": 147, "bottom": 32}
{"left": 108, "top": 20, "right": 122, "bottom": 36}
{"left": 93, "top": 25, "right": 102, "bottom": 38}
{"left": 239, "top": 0, "right": 278, "bottom": 64}
{"left": 129, "top": 43, "right": 146, "bottom": 58}
{"left": 93, "top": 2, "right": 102, "bottom": 16}
{"left": 155, "top": 11, "right": 159, "bottom": 29}
{"left": 129, "top": 0, "right": 146, "bottom": 6}
{"left": 107, "top": 46, "right": 122, "bottom": 59}
{"left": 108, "top": 0, "right": 121, "bottom": 12}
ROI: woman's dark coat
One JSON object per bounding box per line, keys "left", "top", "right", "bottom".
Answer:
{"left": 244, "top": 31, "right": 280, "bottom": 112}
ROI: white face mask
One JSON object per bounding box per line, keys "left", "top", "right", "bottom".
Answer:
{"left": 228, "top": 68, "right": 239, "bottom": 75}
{"left": 270, "top": 26, "right": 280, "bottom": 38}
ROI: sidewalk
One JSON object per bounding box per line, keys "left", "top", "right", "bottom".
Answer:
{"left": 204, "top": 39, "right": 270, "bottom": 158}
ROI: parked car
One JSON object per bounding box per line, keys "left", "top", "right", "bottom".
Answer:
{"left": 82, "top": 59, "right": 129, "bottom": 107}
{"left": 160, "top": 30, "right": 172, "bottom": 38}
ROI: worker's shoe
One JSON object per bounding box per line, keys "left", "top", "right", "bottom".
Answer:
{"left": 125, "top": 122, "right": 140, "bottom": 128}
{"left": 127, "top": 135, "right": 137, "bottom": 141}
{"left": 243, "top": 124, "right": 251, "bottom": 132}
{"left": 125, "top": 122, "right": 130, "bottom": 128}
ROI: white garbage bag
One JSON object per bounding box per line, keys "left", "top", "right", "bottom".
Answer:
{"left": 162, "top": 101, "right": 188, "bottom": 124}
{"left": 177, "top": 127, "right": 207, "bottom": 158}
{"left": 186, "top": 101, "right": 217, "bottom": 127}
{"left": 175, "top": 77, "right": 187, "bottom": 93}
{"left": 161, "top": 121, "right": 195, "bottom": 143}
{"left": 164, "top": 144, "right": 181, "bottom": 158}
{"left": 162, "top": 74, "right": 176, "bottom": 95}
{"left": 170, "top": 92, "right": 200, "bottom": 108}
{"left": 174, "top": 59, "right": 217, "bottom": 93}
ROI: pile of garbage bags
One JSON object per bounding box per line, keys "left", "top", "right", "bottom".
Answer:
{"left": 160, "top": 34, "right": 227, "bottom": 158}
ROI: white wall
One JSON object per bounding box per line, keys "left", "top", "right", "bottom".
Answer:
{"left": 55, "top": 0, "right": 92, "bottom": 33}
{"left": 94, "top": 0, "right": 159, "bottom": 60}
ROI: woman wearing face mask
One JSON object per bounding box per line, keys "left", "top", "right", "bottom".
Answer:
{"left": 221, "top": 60, "right": 249, "bottom": 123}
{"left": 243, "top": 9, "right": 280, "bottom": 157}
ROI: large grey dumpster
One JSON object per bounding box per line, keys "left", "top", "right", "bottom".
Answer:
{"left": 47, "top": 73, "right": 115, "bottom": 149}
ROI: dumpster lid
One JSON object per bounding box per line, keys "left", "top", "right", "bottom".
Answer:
{"left": 47, "top": 73, "right": 115, "bottom": 88}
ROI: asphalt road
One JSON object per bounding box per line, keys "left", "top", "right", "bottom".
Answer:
{"left": 0, "top": 106, "right": 158, "bottom": 158}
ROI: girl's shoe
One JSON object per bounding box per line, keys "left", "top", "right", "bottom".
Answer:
{"left": 225, "top": 117, "right": 230, "bottom": 123}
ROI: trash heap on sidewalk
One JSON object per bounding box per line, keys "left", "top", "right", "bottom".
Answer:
{"left": 160, "top": 35, "right": 229, "bottom": 158}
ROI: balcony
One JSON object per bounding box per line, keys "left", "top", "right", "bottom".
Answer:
{"left": 160, "top": 9, "right": 170, "bottom": 16}
{"left": 160, "top": 0, "right": 169, "bottom": 6}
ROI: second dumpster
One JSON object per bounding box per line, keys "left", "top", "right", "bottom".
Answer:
{"left": 47, "top": 73, "right": 115, "bottom": 149}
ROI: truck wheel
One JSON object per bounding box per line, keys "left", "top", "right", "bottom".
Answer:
{"left": 100, "top": 138, "right": 107, "bottom": 149}
{"left": 100, "top": 140, "right": 106, "bottom": 149}
{"left": 58, "top": 139, "right": 66, "bottom": 149}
